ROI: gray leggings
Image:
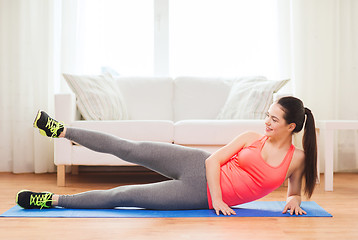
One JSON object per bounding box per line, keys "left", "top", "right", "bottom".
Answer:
{"left": 58, "top": 127, "right": 211, "bottom": 210}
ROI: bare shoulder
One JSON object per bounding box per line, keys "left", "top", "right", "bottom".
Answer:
{"left": 210, "top": 131, "right": 263, "bottom": 163}
{"left": 223, "top": 131, "right": 263, "bottom": 153}
{"left": 292, "top": 148, "right": 305, "bottom": 171}
{"left": 293, "top": 148, "right": 305, "bottom": 162}
{"left": 240, "top": 131, "right": 263, "bottom": 147}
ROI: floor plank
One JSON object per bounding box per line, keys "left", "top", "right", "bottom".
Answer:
{"left": 0, "top": 171, "right": 357, "bottom": 240}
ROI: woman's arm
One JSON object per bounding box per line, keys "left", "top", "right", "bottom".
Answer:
{"left": 205, "top": 131, "right": 261, "bottom": 215}
{"left": 282, "top": 150, "right": 306, "bottom": 215}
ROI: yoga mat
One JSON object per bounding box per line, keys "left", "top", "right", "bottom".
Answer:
{"left": 0, "top": 201, "right": 332, "bottom": 218}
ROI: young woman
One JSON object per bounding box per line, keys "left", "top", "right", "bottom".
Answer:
{"left": 16, "top": 96, "right": 317, "bottom": 216}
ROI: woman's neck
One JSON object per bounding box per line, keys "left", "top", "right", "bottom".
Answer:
{"left": 266, "top": 134, "right": 293, "bottom": 149}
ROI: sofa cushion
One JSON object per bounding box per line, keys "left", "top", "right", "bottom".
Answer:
{"left": 174, "top": 120, "right": 265, "bottom": 145}
{"left": 217, "top": 77, "right": 289, "bottom": 119}
{"left": 63, "top": 73, "right": 128, "bottom": 120}
{"left": 71, "top": 120, "right": 174, "bottom": 142}
{"left": 115, "top": 77, "right": 173, "bottom": 120}
{"left": 174, "top": 77, "right": 235, "bottom": 121}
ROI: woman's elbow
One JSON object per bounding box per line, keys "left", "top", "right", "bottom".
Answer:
{"left": 205, "top": 157, "right": 213, "bottom": 167}
{"left": 205, "top": 155, "right": 219, "bottom": 168}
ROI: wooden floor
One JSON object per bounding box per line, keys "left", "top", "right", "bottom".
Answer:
{"left": 0, "top": 171, "right": 357, "bottom": 240}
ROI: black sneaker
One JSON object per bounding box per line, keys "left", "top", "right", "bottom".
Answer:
{"left": 33, "top": 110, "right": 64, "bottom": 138}
{"left": 16, "top": 190, "right": 54, "bottom": 209}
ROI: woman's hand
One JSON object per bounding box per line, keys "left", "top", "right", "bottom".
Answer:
{"left": 282, "top": 197, "right": 307, "bottom": 215}
{"left": 212, "top": 199, "right": 236, "bottom": 216}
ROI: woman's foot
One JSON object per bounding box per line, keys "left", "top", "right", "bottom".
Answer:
{"left": 33, "top": 110, "right": 65, "bottom": 138}
{"left": 16, "top": 190, "right": 54, "bottom": 209}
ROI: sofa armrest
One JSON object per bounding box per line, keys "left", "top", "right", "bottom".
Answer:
{"left": 55, "top": 93, "right": 78, "bottom": 123}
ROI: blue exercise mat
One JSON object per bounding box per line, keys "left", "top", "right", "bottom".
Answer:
{"left": 0, "top": 201, "right": 331, "bottom": 218}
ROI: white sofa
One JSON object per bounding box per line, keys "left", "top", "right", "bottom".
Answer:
{"left": 54, "top": 76, "right": 287, "bottom": 186}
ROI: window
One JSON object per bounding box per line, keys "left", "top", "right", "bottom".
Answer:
{"left": 169, "top": 0, "right": 281, "bottom": 78}
{"left": 76, "top": 0, "right": 283, "bottom": 78}
{"left": 77, "top": 0, "right": 154, "bottom": 75}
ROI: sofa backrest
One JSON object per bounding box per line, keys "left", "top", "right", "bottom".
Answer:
{"left": 114, "top": 76, "right": 290, "bottom": 122}
{"left": 116, "top": 77, "right": 173, "bottom": 120}
{"left": 173, "top": 77, "right": 235, "bottom": 121}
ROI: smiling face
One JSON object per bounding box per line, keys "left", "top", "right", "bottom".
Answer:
{"left": 264, "top": 103, "right": 296, "bottom": 137}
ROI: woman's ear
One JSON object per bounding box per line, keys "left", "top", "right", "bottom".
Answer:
{"left": 288, "top": 123, "right": 296, "bottom": 132}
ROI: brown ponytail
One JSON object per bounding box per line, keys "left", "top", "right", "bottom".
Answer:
{"left": 303, "top": 107, "right": 317, "bottom": 198}
{"left": 277, "top": 97, "right": 318, "bottom": 198}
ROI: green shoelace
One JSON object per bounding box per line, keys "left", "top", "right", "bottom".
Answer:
{"left": 45, "top": 117, "right": 64, "bottom": 138}
{"left": 29, "top": 193, "right": 53, "bottom": 209}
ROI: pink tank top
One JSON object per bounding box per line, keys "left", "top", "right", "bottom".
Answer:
{"left": 207, "top": 136, "right": 295, "bottom": 209}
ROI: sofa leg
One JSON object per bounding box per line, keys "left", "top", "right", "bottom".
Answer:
{"left": 71, "top": 165, "right": 79, "bottom": 175}
{"left": 57, "top": 165, "right": 66, "bottom": 187}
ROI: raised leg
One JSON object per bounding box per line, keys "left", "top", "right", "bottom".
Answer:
{"left": 64, "top": 127, "right": 211, "bottom": 180}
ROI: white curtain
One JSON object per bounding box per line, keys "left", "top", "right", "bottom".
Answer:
{"left": 336, "top": 0, "right": 358, "bottom": 171}
{"left": 289, "top": 0, "right": 358, "bottom": 171}
{"left": 0, "top": 0, "right": 58, "bottom": 173}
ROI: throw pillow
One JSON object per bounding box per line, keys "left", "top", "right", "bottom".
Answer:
{"left": 217, "top": 77, "right": 289, "bottom": 119}
{"left": 63, "top": 73, "right": 128, "bottom": 120}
